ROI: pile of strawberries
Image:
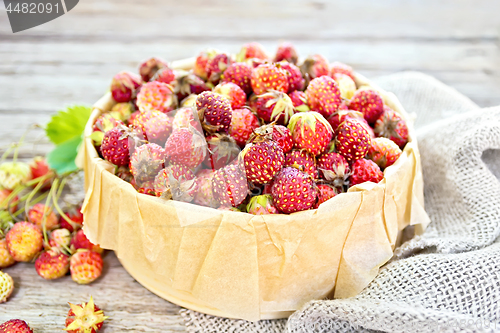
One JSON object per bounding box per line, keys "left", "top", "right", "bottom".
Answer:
{"left": 94, "top": 42, "right": 408, "bottom": 214}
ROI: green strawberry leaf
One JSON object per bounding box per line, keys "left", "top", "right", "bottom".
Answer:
{"left": 46, "top": 136, "right": 82, "bottom": 174}
{"left": 45, "top": 105, "right": 92, "bottom": 145}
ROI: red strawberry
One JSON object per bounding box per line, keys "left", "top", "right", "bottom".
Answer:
{"left": 0, "top": 188, "right": 18, "bottom": 214}
{"left": 28, "top": 203, "right": 58, "bottom": 230}
{"left": 172, "top": 107, "right": 201, "bottom": 132}
{"left": 91, "top": 114, "right": 125, "bottom": 147}
{"left": 193, "top": 49, "right": 218, "bottom": 80}
{"left": 213, "top": 82, "right": 246, "bottom": 109}
{"left": 137, "top": 181, "right": 156, "bottom": 196}
{"left": 204, "top": 134, "right": 240, "bottom": 170}
{"left": 284, "top": 149, "right": 317, "bottom": 179}
{"left": 252, "top": 91, "right": 295, "bottom": 125}
{"left": 350, "top": 159, "right": 384, "bottom": 186}
{"left": 246, "top": 194, "right": 278, "bottom": 215}
{"left": 136, "top": 81, "right": 177, "bottom": 114}
{"left": 139, "top": 57, "right": 168, "bottom": 82}
{"left": 316, "top": 152, "right": 350, "bottom": 187}
{"left": 327, "top": 109, "right": 365, "bottom": 134}
{"left": 366, "top": 137, "right": 402, "bottom": 169}
{"left": 173, "top": 70, "right": 211, "bottom": 100}
{"left": 0, "top": 319, "right": 33, "bottom": 333}
{"left": 221, "top": 62, "right": 253, "bottom": 95}
{"left": 314, "top": 184, "right": 338, "bottom": 208}
{"left": 164, "top": 127, "right": 207, "bottom": 169}
{"left": 229, "top": 108, "right": 260, "bottom": 148}
{"left": 110, "top": 71, "right": 142, "bottom": 103}
{"left": 196, "top": 91, "right": 233, "bottom": 133}
{"left": 274, "top": 42, "right": 298, "bottom": 64}
{"left": 130, "top": 143, "right": 166, "bottom": 185}
{"left": 59, "top": 206, "right": 84, "bottom": 232}
{"left": 349, "top": 89, "right": 384, "bottom": 125}
{"left": 70, "top": 250, "right": 103, "bottom": 284}
{"left": 248, "top": 124, "right": 293, "bottom": 153}
{"left": 237, "top": 42, "right": 268, "bottom": 62}
{"left": 289, "top": 91, "right": 310, "bottom": 113}
{"left": 132, "top": 110, "right": 173, "bottom": 146}
{"left": 206, "top": 53, "right": 232, "bottom": 84}
{"left": 71, "top": 229, "right": 103, "bottom": 254}
{"left": 241, "top": 140, "right": 285, "bottom": 185}
{"left": 329, "top": 61, "right": 355, "bottom": 81}
{"left": 0, "top": 238, "right": 15, "bottom": 268}
{"left": 271, "top": 167, "right": 318, "bottom": 213}
{"left": 250, "top": 64, "right": 289, "bottom": 95}
{"left": 332, "top": 73, "right": 356, "bottom": 100}
{"left": 373, "top": 106, "right": 409, "bottom": 148}
{"left": 212, "top": 163, "right": 248, "bottom": 207}
{"left": 29, "top": 156, "right": 53, "bottom": 190}
{"left": 101, "top": 126, "right": 139, "bottom": 167}
{"left": 193, "top": 169, "right": 219, "bottom": 208}
{"left": 35, "top": 251, "right": 70, "bottom": 280}
{"left": 306, "top": 76, "right": 342, "bottom": 119}
{"left": 6, "top": 222, "right": 43, "bottom": 262}
{"left": 335, "top": 118, "right": 372, "bottom": 163}
{"left": 152, "top": 66, "right": 176, "bottom": 85}
{"left": 288, "top": 112, "right": 333, "bottom": 156}
{"left": 300, "top": 54, "right": 329, "bottom": 80}
{"left": 279, "top": 62, "right": 305, "bottom": 93}
{"left": 154, "top": 165, "right": 196, "bottom": 198}
{"left": 65, "top": 296, "right": 108, "bottom": 333}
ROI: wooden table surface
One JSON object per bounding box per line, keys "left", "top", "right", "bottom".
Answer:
{"left": 1, "top": 0, "right": 499, "bottom": 331}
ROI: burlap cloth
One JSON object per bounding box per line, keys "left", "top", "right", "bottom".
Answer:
{"left": 179, "top": 72, "right": 500, "bottom": 333}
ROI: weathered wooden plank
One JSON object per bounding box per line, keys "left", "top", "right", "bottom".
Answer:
{"left": 0, "top": 252, "right": 188, "bottom": 332}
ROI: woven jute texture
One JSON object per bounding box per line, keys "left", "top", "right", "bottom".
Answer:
{"left": 181, "top": 72, "right": 500, "bottom": 333}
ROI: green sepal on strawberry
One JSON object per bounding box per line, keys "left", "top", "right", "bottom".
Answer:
{"left": 246, "top": 194, "right": 278, "bottom": 215}
{"left": 252, "top": 90, "right": 295, "bottom": 125}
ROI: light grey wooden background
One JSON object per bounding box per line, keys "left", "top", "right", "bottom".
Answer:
{"left": 0, "top": 0, "right": 499, "bottom": 331}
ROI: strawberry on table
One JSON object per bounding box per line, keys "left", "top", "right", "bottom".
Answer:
{"left": 5, "top": 222, "right": 43, "bottom": 262}
{"left": 65, "top": 296, "right": 108, "bottom": 333}
{"left": 70, "top": 250, "right": 103, "bottom": 285}
{"left": 35, "top": 251, "right": 70, "bottom": 280}
{"left": 0, "top": 238, "right": 15, "bottom": 268}
{"left": 27, "top": 203, "right": 58, "bottom": 230}
{"left": 0, "top": 319, "right": 33, "bottom": 332}
{"left": 71, "top": 229, "right": 103, "bottom": 254}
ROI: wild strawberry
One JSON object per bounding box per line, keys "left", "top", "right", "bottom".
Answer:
{"left": 100, "top": 126, "right": 139, "bottom": 167}
{"left": 172, "top": 107, "right": 201, "bottom": 132}
{"left": 206, "top": 53, "right": 232, "bottom": 84}
{"left": 137, "top": 181, "right": 156, "bottom": 196}
{"left": 136, "top": 81, "right": 177, "bottom": 114}
{"left": 35, "top": 251, "right": 70, "bottom": 280}
{"left": 139, "top": 57, "right": 168, "bottom": 82}
{"left": 47, "top": 228, "right": 71, "bottom": 251}
{"left": 284, "top": 149, "right": 317, "bottom": 179}
{"left": 251, "top": 124, "right": 294, "bottom": 154}
{"left": 314, "top": 184, "right": 338, "bottom": 209}
{"left": 153, "top": 165, "right": 198, "bottom": 202}
{"left": 59, "top": 206, "right": 84, "bottom": 232}
{"left": 131, "top": 109, "right": 172, "bottom": 146}
{"left": 237, "top": 42, "right": 268, "bottom": 62}
{"left": 196, "top": 91, "right": 233, "bottom": 133}
{"left": 274, "top": 42, "right": 298, "bottom": 64}
{"left": 91, "top": 114, "right": 124, "bottom": 147}
{"left": 366, "top": 137, "right": 402, "bottom": 169}
{"left": 289, "top": 91, "right": 310, "bottom": 113}
{"left": 0, "top": 162, "right": 31, "bottom": 190}
{"left": 70, "top": 250, "right": 103, "bottom": 284}
{"left": 247, "top": 194, "right": 278, "bottom": 215}
{"left": 327, "top": 109, "right": 365, "bottom": 134}
{"left": 212, "top": 163, "right": 248, "bottom": 207}
{"left": 279, "top": 62, "right": 305, "bottom": 92}
{"left": 251, "top": 64, "right": 289, "bottom": 95}
{"left": 350, "top": 159, "right": 384, "bottom": 186}
{"left": 6, "top": 222, "right": 43, "bottom": 262}
{"left": 173, "top": 70, "right": 210, "bottom": 100}
{"left": 373, "top": 106, "right": 409, "bottom": 148}
{"left": 221, "top": 62, "right": 253, "bottom": 95}
{"left": 193, "top": 49, "right": 219, "bottom": 80}
{"left": 252, "top": 91, "right": 295, "bottom": 125}
{"left": 300, "top": 54, "right": 329, "bottom": 80}
{"left": 193, "top": 169, "right": 219, "bottom": 208}
{"left": 213, "top": 82, "right": 246, "bottom": 109}
{"left": 28, "top": 203, "right": 58, "bottom": 230}
{"left": 288, "top": 112, "right": 333, "bottom": 156}
{"left": 0, "top": 271, "right": 14, "bottom": 303}
{"left": 29, "top": 156, "right": 53, "bottom": 190}
{"left": 204, "top": 134, "right": 240, "bottom": 170}
{"left": 0, "top": 319, "right": 33, "bottom": 333}
{"left": 164, "top": 127, "right": 207, "bottom": 169}
{"left": 335, "top": 118, "right": 372, "bottom": 163}
{"left": 128, "top": 110, "right": 141, "bottom": 126}
{"left": 229, "top": 108, "right": 260, "bottom": 148}
{"left": 332, "top": 73, "right": 356, "bottom": 100}
{"left": 111, "top": 103, "right": 134, "bottom": 123}
{"left": 130, "top": 143, "right": 166, "bottom": 186}
{"left": 306, "top": 76, "right": 342, "bottom": 119}
{"left": 272, "top": 167, "right": 318, "bottom": 214}
{"left": 71, "top": 229, "right": 103, "bottom": 254}
{"left": 152, "top": 66, "right": 176, "bottom": 85}
{"left": 0, "top": 188, "right": 18, "bottom": 214}
{"left": 349, "top": 89, "right": 384, "bottom": 125}
{"left": 330, "top": 61, "right": 355, "bottom": 81}
{"left": 110, "top": 71, "right": 142, "bottom": 103}
{"left": 0, "top": 238, "right": 15, "bottom": 268}
{"left": 65, "top": 296, "right": 108, "bottom": 333}
{"left": 317, "top": 152, "right": 350, "bottom": 187}
{"left": 241, "top": 140, "right": 284, "bottom": 185}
